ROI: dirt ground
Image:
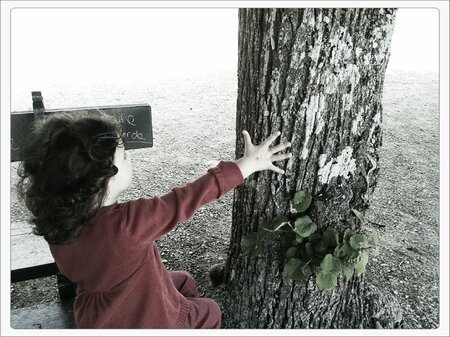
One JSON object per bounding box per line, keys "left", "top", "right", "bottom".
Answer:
{"left": 9, "top": 69, "right": 440, "bottom": 329}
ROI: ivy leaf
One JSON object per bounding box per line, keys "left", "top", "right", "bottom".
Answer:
{"left": 314, "top": 200, "right": 324, "bottom": 212}
{"left": 308, "top": 232, "right": 322, "bottom": 242}
{"left": 301, "top": 263, "right": 314, "bottom": 278}
{"left": 254, "top": 229, "right": 275, "bottom": 256}
{"left": 349, "top": 234, "right": 365, "bottom": 250}
{"left": 313, "top": 238, "right": 329, "bottom": 253}
{"left": 258, "top": 228, "right": 275, "bottom": 242}
{"left": 296, "top": 235, "right": 305, "bottom": 244}
{"left": 293, "top": 191, "right": 312, "bottom": 213}
{"left": 334, "top": 243, "right": 344, "bottom": 257}
{"left": 362, "top": 235, "right": 372, "bottom": 249}
{"left": 352, "top": 209, "right": 368, "bottom": 225}
{"left": 320, "top": 254, "right": 342, "bottom": 273}
{"left": 305, "top": 242, "right": 314, "bottom": 257}
{"left": 343, "top": 228, "right": 352, "bottom": 244}
{"left": 294, "top": 216, "right": 317, "bottom": 238}
{"left": 316, "top": 271, "right": 338, "bottom": 291}
{"left": 283, "top": 258, "right": 306, "bottom": 281}
{"left": 323, "top": 227, "right": 339, "bottom": 247}
{"left": 354, "top": 251, "right": 369, "bottom": 276}
{"left": 286, "top": 247, "right": 298, "bottom": 259}
{"left": 334, "top": 243, "right": 352, "bottom": 258}
{"left": 372, "top": 245, "right": 380, "bottom": 257}
{"left": 367, "top": 234, "right": 379, "bottom": 246}
{"left": 240, "top": 233, "right": 258, "bottom": 253}
{"left": 343, "top": 265, "right": 354, "bottom": 282}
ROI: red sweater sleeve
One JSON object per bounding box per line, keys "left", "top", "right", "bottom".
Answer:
{"left": 123, "top": 161, "right": 244, "bottom": 244}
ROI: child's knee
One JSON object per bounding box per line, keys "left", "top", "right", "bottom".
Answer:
{"left": 187, "top": 298, "right": 222, "bottom": 329}
{"left": 206, "top": 299, "right": 222, "bottom": 328}
{"left": 170, "top": 271, "right": 198, "bottom": 298}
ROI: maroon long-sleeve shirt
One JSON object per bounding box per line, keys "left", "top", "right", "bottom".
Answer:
{"left": 49, "top": 161, "right": 244, "bottom": 328}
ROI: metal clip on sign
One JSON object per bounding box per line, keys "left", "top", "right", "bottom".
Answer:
{"left": 32, "top": 91, "right": 45, "bottom": 118}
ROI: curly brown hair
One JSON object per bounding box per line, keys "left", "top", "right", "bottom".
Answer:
{"left": 17, "top": 111, "right": 123, "bottom": 245}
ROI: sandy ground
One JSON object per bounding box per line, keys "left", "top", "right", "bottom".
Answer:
{"left": 9, "top": 69, "right": 440, "bottom": 329}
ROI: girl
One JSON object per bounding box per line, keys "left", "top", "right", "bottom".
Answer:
{"left": 18, "top": 111, "right": 292, "bottom": 328}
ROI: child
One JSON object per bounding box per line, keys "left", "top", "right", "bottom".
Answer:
{"left": 17, "top": 111, "right": 292, "bottom": 329}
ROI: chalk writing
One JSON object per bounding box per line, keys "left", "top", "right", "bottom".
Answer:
{"left": 123, "top": 130, "right": 146, "bottom": 141}
{"left": 117, "top": 114, "right": 136, "bottom": 126}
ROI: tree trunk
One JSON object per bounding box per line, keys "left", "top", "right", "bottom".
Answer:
{"left": 223, "top": 8, "right": 399, "bottom": 328}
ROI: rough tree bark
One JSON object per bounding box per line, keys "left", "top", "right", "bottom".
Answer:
{"left": 222, "top": 8, "right": 401, "bottom": 328}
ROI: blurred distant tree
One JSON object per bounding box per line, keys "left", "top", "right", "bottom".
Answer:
{"left": 222, "top": 8, "right": 400, "bottom": 328}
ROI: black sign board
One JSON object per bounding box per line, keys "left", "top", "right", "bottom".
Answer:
{"left": 11, "top": 104, "right": 153, "bottom": 162}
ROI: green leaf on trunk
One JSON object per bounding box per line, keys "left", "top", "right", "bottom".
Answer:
{"left": 334, "top": 243, "right": 353, "bottom": 258}
{"left": 286, "top": 247, "right": 298, "bottom": 259}
{"left": 372, "top": 245, "right": 380, "bottom": 257}
{"left": 258, "top": 228, "right": 275, "bottom": 242}
{"left": 308, "top": 232, "right": 322, "bottom": 242}
{"left": 293, "top": 191, "right": 312, "bottom": 213}
{"left": 320, "top": 253, "right": 342, "bottom": 273}
{"left": 283, "top": 258, "right": 306, "bottom": 281}
{"left": 301, "top": 263, "right": 314, "bottom": 278}
{"left": 323, "top": 227, "right": 339, "bottom": 246}
{"left": 352, "top": 208, "right": 368, "bottom": 224}
{"left": 349, "top": 234, "right": 365, "bottom": 250}
{"left": 296, "top": 235, "right": 305, "bottom": 244}
{"left": 240, "top": 232, "right": 258, "bottom": 252}
{"left": 314, "top": 200, "right": 324, "bottom": 212}
{"left": 313, "top": 238, "right": 329, "bottom": 253}
{"left": 294, "top": 216, "right": 317, "bottom": 238}
{"left": 367, "top": 234, "right": 379, "bottom": 246}
{"left": 316, "top": 271, "right": 338, "bottom": 290}
{"left": 305, "top": 242, "right": 314, "bottom": 257}
{"left": 343, "top": 228, "right": 352, "bottom": 243}
{"left": 354, "top": 251, "right": 369, "bottom": 276}
{"left": 343, "top": 265, "right": 354, "bottom": 281}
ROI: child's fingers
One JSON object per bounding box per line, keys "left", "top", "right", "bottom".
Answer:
{"left": 242, "top": 130, "right": 253, "bottom": 147}
{"left": 261, "top": 131, "right": 281, "bottom": 147}
{"left": 269, "top": 142, "right": 291, "bottom": 155}
{"left": 271, "top": 153, "right": 292, "bottom": 162}
{"left": 268, "top": 164, "right": 285, "bottom": 174}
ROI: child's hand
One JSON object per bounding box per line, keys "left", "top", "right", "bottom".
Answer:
{"left": 235, "top": 130, "right": 292, "bottom": 179}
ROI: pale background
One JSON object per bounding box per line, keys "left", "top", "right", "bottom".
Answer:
{"left": 10, "top": 8, "right": 438, "bottom": 110}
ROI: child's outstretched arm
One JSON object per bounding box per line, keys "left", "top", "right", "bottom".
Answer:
{"left": 124, "top": 130, "right": 291, "bottom": 243}
{"left": 235, "top": 130, "right": 292, "bottom": 179}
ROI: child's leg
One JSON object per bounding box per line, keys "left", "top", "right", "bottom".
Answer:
{"left": 170, "top": 271, "right": 221, "bottom": 328}
{"left": 170, "top": 271, "right": 199, "bottom": 298}
{"left": 187, "top": 297, "right": 222, "bottom": 329}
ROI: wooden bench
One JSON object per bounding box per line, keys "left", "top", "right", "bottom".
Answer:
{"left": 11, "top": 92, "right": 153, "bottom": 303}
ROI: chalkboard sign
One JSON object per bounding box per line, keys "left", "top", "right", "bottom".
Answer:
{"left": 10, "top": 104, "right": 153, "bottom": 162}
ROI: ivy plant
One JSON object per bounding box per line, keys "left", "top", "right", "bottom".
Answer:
{"left": 240, "top": 191, "right": 379, "bottom": 291}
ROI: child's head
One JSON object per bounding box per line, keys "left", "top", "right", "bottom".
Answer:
{"left": 18, "top": 111, "right": 131, "bottom": 245}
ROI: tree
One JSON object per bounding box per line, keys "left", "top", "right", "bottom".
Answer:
{"left": 222, "top": 8, "right": 400, "bottom": 328}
